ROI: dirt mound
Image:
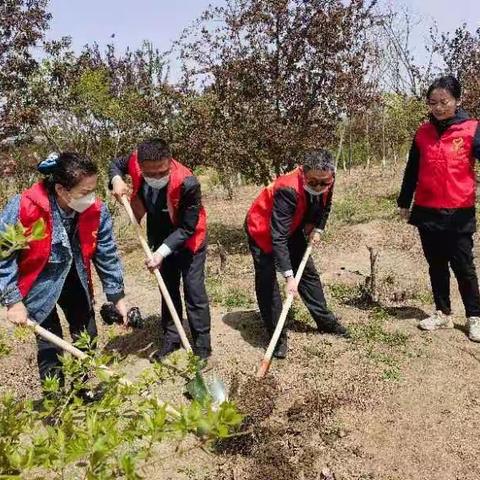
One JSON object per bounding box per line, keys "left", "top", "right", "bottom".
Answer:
{"left": 216, "top": 375, "right": 280, "bottom": 455}
{"left": 286, "top": 390, "right": 342, "bottom": 427}
{"left": 234, "top": 375, "right": 279, "bottom": 426}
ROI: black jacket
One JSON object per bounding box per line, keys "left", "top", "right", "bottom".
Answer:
{"left": 109, "top": 155, "right": 202, "bottom": 252}
{"left": 397, "top": 109, "right": 480, "bottom": 232}
{"left": 271, "top": 185, "right": 333, "bottom": 274}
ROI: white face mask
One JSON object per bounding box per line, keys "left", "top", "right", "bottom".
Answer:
{"left": 144, "top": 175, "right": 170, "bottom": 190}
{"left": 304, "top": 184, "right": 326, "bottom": 196}
{"left": 68, "top": 191, "right": 96, "bottom": 213}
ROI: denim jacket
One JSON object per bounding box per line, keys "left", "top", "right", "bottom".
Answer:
{"left": 0, "top": 194, "right": 125, "bottom": 323}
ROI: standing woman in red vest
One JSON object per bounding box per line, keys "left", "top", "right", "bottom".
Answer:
{"left": 398, "top": 75, "right": 480, "bottom": 341}
{"left": 245, "top": 150, "right": 348, "bottom": 359}
{"left": 109, "top": 138, "right": 211, "bottom": 362}
{"left": 0, "top": 152, "right": 127, "bottom": 383}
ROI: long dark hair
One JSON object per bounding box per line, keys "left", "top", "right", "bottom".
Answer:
{"left": 37, "top": 152, "right": 98, "bottom": 192}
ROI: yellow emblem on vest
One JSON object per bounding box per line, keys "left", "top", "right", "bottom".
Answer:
{"left": 452, "top": 137, "right": 464, "bottom": 154}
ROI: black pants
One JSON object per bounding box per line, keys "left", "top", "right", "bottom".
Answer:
{"left": 36, "top": 267, "right": 97, "bottom": 383}
{"left": 419, "top": 229, "right": 480, "bottom": 317}
{"left": 248, "top": 230, "right": 334, "bottom": 339}
{"left": 160, "top": 244, "right": 211, "bottom": 358}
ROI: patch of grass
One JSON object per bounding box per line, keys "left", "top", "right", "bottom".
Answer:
{"left": 349, "top": 317, "right": 408, "bottom": 348}
{"left": 303, "top": 344, "right": 327, "bottom": 359}
{"left": 412, "top": 288, "right": 434, "bottom": 305}
{"left": 369, "top": 305, "right": 391, "bottom": 323}
{"left": 327, "top": 282, "right": 362, "bottom": 304}
{"left": 13, "top": 325, "right": 32, "bottom": 342}
{"left": 206, "top": 277, "right": 224, "bottom": 304}
{"left": 0, "top": 329, "right": 11, "bottom": 358}
{"left": 289, "top": 302, "right": 315, "bottom": 326}
{"left": 222, "top": 289, "right": 253, "bottom": 309}
{"left": 207, "top": 223, "right": 248, "bottom": 255}
{"left": 206, "top": 277, "right": 253, "bottom": 310}
{"left": 348, "top": 306, "right": 408, "bottom": 382}
{"left": 382, "top": 366, "right": 401, "bottom": 382}
{"left": 332, "top": 194, "right": 396, "bottom": 225}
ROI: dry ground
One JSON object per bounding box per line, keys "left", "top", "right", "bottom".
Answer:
{"left": 1, "top": 165, "right": 480, "bottom": 480}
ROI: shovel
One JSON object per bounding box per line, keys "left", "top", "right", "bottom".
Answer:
{"left": 119, "top": 195, "right": 227, "bottom": 406}
{"left": 25, "top": 318, "right": 181, "bottom": 418}
{"left": 257, "top": 241, "right": 313, "bottom": 378}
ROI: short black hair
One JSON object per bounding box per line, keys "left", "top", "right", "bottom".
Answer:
{"left": 38, "top": 152, "right": 97, "bottom": 191}
{"left": 302, "top": 149, "right": 335, "bottom": 174}
{"left": 426, "top": 75, "right": 462, "bottom": 100}
{"left": 137, "top": 138, "right": 171, "bottom": 163}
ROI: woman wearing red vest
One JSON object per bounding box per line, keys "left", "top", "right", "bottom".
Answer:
{"left": 398, "top": 75, "right": 480, "bottom": 342}
{"left": 246, "top": 150, "right": 348, "bottom": 359}
{"left": 109, "top": 138, "right": 211, "bottom": 361}
{"left": 0, "top": 152, "right": 127, "bottom": 384}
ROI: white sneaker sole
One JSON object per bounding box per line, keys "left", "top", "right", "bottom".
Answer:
{"left": 468, "top": 333, "right": 480, "bottom": 342}
{"left": 419, "top": 319, "right": 454, "bottom": 331}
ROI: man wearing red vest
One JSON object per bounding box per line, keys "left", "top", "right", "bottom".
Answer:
{"left": 398, "top": 75, "right": 480, "bottom": 341}
{"left": 246, "top": 150, "right": 347, "bottom": 359}
{"left": 109, "top": 138, "right": 211, "bottom": 360}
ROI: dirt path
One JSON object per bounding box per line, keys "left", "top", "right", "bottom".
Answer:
{"left": 1, "top": 166, "right": 480, "bottom": 479}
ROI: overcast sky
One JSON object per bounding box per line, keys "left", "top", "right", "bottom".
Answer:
{"left": 45, "top": 0, "right": 479, "bottom": 70}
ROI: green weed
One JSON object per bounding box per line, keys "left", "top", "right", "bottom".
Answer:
{"left": 349, "top": 317, "right": 408, "bottom": 348}
{"left": 206, "top": 277, "right": 253, "bottom": 310}
{"left": 349, "top": 307, "right": 408, "bottom": 382}
{"left": 327, "top": 282, "right": 362, "bottom": 304}
{"left": 222, "top": 289, "right": 253, "bottom": 309}
{"left": 0, "top": 329, "right": 11, "bottom": 358}
{"left": 333, "top": 195, "right": 396, "bottom": 225}
{"left": 382, "top": 367, "right": 401, "bottom": 382}
{"left": 413, "top": 289, "right": 434, "bottom": 305}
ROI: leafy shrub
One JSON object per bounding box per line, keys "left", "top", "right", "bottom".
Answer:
{"left": 0, "top": 332, "right": 243, "bottom": 478}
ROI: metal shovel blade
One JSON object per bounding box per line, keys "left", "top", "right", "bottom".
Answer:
{"left": 186, "top": 371, "right": 228, "bottom": 408}
{"left": 206, "top": 376, "right": 228, "bottom": 406}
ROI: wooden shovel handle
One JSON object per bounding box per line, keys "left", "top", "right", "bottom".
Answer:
{"left": 257, "top": 243, "right": 313, "bottom": 378}
{"left": 120, "top": 196, "right": 192, "bottom": 352}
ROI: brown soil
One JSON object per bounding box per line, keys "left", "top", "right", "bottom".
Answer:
{"left": 2, "top": 166, "right": 480, "bottom": 479}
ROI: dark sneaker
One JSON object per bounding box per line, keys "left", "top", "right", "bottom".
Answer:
{"left": 273, "top": 337, "right": 288, "bottom": 359}
{"left": 149, "top": 342, "right": 181, "bottom": 363}
{"left": 195, "top": 348, "right": 212, "bottom": 361}
{"left": 318, "top": 319, "right": 349, "bottom": 337}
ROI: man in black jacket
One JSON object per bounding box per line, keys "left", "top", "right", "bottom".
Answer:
{"left": 109, "top": 138, "right": 212, "bottom": 360}
{"left": 246, "top": 149, "right": 347, "bottom": 359}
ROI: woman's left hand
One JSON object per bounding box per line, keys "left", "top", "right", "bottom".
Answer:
{"left": 114, "top": 298, "right": 129, "bottom": 327}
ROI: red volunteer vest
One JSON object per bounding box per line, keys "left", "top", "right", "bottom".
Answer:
{"left": 127, "top": 152, "right": 207, "bottom": 253}
{"left": 17, "top": 182, "right": 102, "bottom": 297}
{"left": 415, "top": 119, "right": 478, "bottom": 209}
{"left": 246, "top": 167, "right": 330, "bottom": 253}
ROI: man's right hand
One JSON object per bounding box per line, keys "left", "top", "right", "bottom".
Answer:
{"left": 111, "top": 176, "right": 130, "bottom": 202}
{"left": 285, "top": 276, "right": 298, "bottom": 297}
{"left": 7, "top": 302, "right": 28, "bottom": 325}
